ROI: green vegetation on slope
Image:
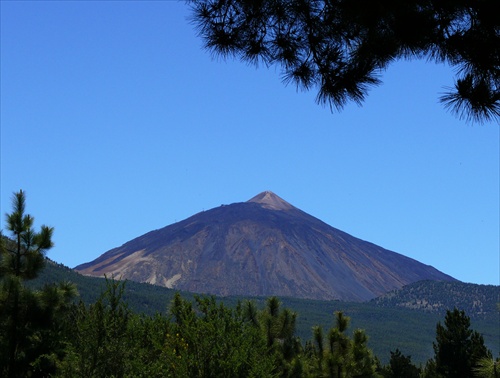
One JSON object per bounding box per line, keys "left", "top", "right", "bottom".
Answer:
{"left": 373, "top": 280, "right": 499, "bottom": 318}
{"left": 28, "top": 258, "right": 499, "bottom": 365}
{"left": 4, "top": 190, "right": 498, "bottom": 377}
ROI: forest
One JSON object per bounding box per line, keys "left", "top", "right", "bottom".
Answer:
{"left": 1, "top": 190, "right": 499, "bottom": 377}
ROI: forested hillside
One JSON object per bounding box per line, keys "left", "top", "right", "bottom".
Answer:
{"left": 3, "top": 186, "right": 497, "bottom": 375}
{"left": 372, "top": 280, "right": 499, "bottom": 318}
{"left": 28, "top": 258, "right": 499, "bottom": 364}
{"left": 26, "top": 259, "right": 187, "bottom": 315}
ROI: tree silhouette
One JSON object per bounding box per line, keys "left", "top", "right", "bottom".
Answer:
{"left": 384, "top": 348, "right": 421, "bottom": 378}
{"left": 0, "top": 190, "right": 76, "bottom": 377}
{"left": 433, "top": 308, "right": 492, "bottom": 378}
{"left": 188, "top": 0, "right": 499, "bottom": 123}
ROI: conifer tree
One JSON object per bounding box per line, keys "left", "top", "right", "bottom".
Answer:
{"left": 474, "top": 357, "right": 500, "bottom": 378}
{"left": 58, "top": 278, "right": 131, "bottom": 378}
{"left": 384, "top": 348, "right": 421, "bottom": 378}
{"left": 189, "top": 0, "right": 499, "bottom": 123}
{"left": 433, "top": 308, "right": 492, "bottom": 378}
{"left": 258, "top": 297, "right": 303, "bottom": 377}
{"left": 310, "top": 311, "right": 377, "bottom": 377}
{"left": 0, "top": 190, "right": 75, "bottom": 377}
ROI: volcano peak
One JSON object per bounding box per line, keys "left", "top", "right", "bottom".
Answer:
{"left": 247, "top": 191, "right": 295, "bottom": 210}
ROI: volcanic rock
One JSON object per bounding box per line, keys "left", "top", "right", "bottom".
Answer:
{"left": 75, "top": 191, "right": 456, "bottom": 301}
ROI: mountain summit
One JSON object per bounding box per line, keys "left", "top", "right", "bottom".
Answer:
{"left": 247, "top": 191, "right": 296, "bottom": 210}
{"left": 75, "top": 191, "right": 456, "bottom": 301}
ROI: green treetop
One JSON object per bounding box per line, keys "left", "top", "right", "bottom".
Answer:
{"left": 1, "top": 190, "right": 76, "bottom": 378}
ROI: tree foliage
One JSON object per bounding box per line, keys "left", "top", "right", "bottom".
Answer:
{"left": 168, "top": 293, "right": 276, "bottom": 377}
{"left": 431, "top": 308, "right": 492, "bottom": 378}
{"left": 57, "top": 278, "right": 132, "bottom": 377}
{"left": 308, "top": 311, "right": 378, "bottom": 377}
{"left": 380, "top": 348, "right": 421, "bottom": 378}
{"left": 0, "top": 190, "right": 76, "bottom": 378}
{"left": 249, "top": 296, "right": 305, "bottom": 377}
{"left": 474, "top": 357, "right": 500, "bottom": 378}
{"left": 188, "top": 0, "right": 500, "bottom": 123}
{"left": 1, "top": 191, "right": 497, "bottom": 376}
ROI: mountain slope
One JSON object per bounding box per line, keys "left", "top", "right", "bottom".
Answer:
{"left": 372, "top": 280, "right": 500, "bottom": 318}
{"left": 75, "top": 191, "right": 456, "bottom": 301}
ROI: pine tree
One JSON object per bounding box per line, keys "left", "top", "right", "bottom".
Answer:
{"left": 188, "top": 0, "right": 499, "bottom": 123}
{"left": 474, "top": 357, "right": 500, "bottom": 378}
{"left": 58, "top": 278, "right": 131, "bottom": 378}
{"left": 258, "top": 297, "right": 303, "bottom": 377}
{"left": 310, "top": 311, "right": 377, "bottom": 377}
{"left": 0, "top": 190, "right": 75, "bottom": 377}
{"left": 384, "top": 348, "right": 421, "bottom": 378}
{"left": 167, "top": 293, "right": 276, "bottom": 377}
{"left": 433, "top": 308, "right": 492, "bottom": 378}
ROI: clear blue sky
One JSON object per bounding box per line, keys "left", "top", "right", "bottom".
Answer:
{"left": 1, "top": 1, "right": 498, "bottom": 286}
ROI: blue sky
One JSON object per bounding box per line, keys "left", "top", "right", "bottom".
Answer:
{"left": 1, "top": 1, "right": 498, "bottom": 286}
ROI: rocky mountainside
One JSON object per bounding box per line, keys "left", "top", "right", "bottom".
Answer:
{"left": 75, "top": 191, "right": 456, "bottom": 301}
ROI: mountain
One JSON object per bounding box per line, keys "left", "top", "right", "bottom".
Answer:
{"left": 75, "top": 191, "right": 456, "bottom": 301}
